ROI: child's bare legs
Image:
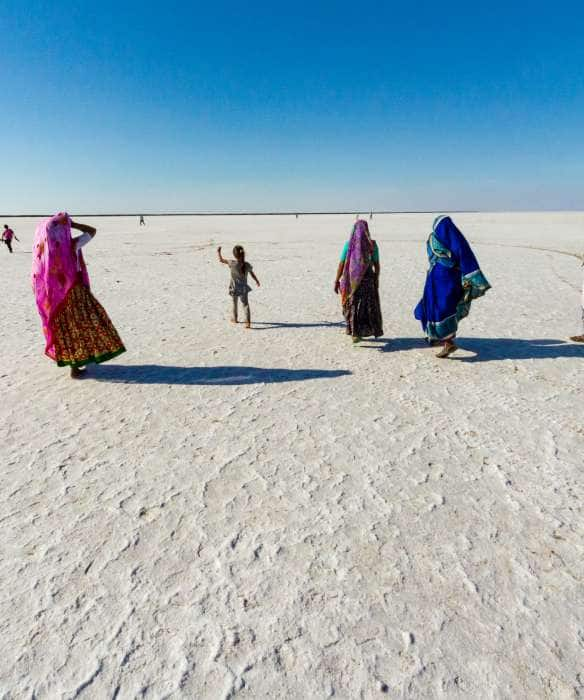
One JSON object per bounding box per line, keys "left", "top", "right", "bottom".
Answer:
{"left": 231, "top": 295, "right": 251, "bottom": 327}
{"left": 241, "top": 293, "right": 251, "bottom": 328}
{"left": 569, "top": 308, "right": 584, "bottom": 342}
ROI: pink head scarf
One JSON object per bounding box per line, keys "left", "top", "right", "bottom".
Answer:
{"left": 339, "top": 219, "right": 374, "bottom": 306}
{"left": 31, "top": 212, "right": 90, "bottom": 359}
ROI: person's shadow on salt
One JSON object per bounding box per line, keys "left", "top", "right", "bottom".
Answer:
{"left": 450, "top": 338, "right": 584, "bottom": 362}
{"left": 356, "top": 337, "right": 426, "bottom": 353}
{"left": 359, "top": 337, "right": 584, "bottom": 361}
{"left": 252, "top": 321, "right": 345, "bottom": 331}
{"left": 90, "top": 365, "right": 351, "bottom": 385}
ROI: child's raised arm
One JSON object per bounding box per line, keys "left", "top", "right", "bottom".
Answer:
{"left": 217, "top": 246, "right": 229, "bottom": 264}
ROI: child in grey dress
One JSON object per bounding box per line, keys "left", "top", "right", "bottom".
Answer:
{"left": 217, "top": 245, "right": 261, "bottom": 328}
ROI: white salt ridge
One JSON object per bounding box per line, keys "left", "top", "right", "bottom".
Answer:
{"left": 0, "top": 213, "right": 583, "bottom": 697}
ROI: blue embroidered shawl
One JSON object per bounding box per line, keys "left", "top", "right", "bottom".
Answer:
{"left": 414, "top": 216, "right": 491, "bottom": 340}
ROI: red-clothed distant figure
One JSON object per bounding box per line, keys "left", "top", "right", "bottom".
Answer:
{"left": 2, "top": 224, "right": 19, "bottom": 253}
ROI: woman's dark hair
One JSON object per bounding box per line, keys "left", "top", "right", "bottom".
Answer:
{"left": 233, "top": 245, "right": 245, "bottom": 274}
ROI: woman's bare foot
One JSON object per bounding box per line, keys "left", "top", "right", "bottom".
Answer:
{"left": 230, "top": 318, "right": 238, "bottom": 324}
{"left": 436, "top": 340, "right": 458, "bottom": 358}
{"left": 70, "top": 366, "right": 86, "bottom": 379}
{"left": 569, "top": 334, "right": 584, "bottom": 343}
{"left": 245, "top": 322, "right": 251, "bottom": 329}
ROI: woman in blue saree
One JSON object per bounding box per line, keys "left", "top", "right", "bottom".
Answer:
{"left": 415, "top": 215, "right": 491, "bottom": 358}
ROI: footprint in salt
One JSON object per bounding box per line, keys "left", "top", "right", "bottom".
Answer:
{"left": 428, "top": 494, "right": 446, "bottom": 512}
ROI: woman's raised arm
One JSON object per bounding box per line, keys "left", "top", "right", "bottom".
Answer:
{"left": 71, "top": 221, "right": 96, "bottom": 238}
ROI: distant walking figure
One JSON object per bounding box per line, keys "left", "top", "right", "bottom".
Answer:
{"left": 334, "top": 219, "right": 383, "bottom": 343}
{"left": 569, "top": 260, "right": 584, "bottom": 343}
{"left": 217, "top": 245, "right": 260, "bottom": 328}
{"left": 414, "top": 215, "right": 491, "bottom": 358}
{"left": 2, "top": 224, "right": 19, "bottom": 253}
{"left": 32, "top": 213, "right": 126, "bottom": 378}
{"left": 139, "top": 215, "right": 145, "bottom": 226}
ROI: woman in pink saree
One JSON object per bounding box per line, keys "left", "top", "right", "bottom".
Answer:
{"left": 32, "top": 212, "right": 125, "bottom": 378}
{"left": 334, "top": 219, "right": 383, "bottom": 343}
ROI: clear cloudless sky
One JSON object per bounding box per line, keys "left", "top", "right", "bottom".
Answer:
{"left": 1, "top": 0, "right": 583, "bottom": 213}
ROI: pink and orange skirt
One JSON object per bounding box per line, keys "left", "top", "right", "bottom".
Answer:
{"left": 49, "top": 284, "right": 125, "bottom": 368}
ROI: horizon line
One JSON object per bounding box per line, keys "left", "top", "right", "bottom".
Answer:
{"left": 3, "top": 208, "right": 581, "bottom": 218}
{"left": 3, "top": 209, "right": 477, "bottom": 218}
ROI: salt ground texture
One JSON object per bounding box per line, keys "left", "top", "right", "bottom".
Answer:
{"left": 1, "top": 213, "right": 583, "bottom": 699}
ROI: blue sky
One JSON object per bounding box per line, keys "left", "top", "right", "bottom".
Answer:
{"left": 1, "top": 1, "right": 583, "bottom": 212}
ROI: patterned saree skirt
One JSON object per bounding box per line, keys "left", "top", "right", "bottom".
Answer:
{"left": 50, "top": 284, "right": 126, "bottom": 368}
{"left": 343, "top": 267, "right": 383, "bottom": 338}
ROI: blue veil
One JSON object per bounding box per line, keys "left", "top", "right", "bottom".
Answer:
{"left": 414, "top": 216, "right": 491, "bottom": 340}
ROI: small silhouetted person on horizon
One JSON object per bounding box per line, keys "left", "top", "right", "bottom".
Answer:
{"left": 2, "top": 224, "right": 19, "bottom": 253}
{"left": 139, "top": 215, "right": 145, "bottom": 226}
